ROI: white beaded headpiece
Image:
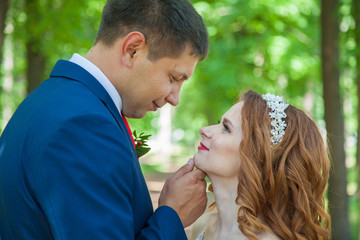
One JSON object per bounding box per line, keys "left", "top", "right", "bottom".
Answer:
{"left": 262, "top": 93, "right": 289, "bottom": 145}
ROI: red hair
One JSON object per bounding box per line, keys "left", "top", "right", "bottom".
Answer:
{"left": 209, "top": 90, "right": 331, "bottom": 239}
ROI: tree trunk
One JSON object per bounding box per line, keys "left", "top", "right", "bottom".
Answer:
{"left": 26, "top": 41, "right": 46, "bottom": 94}
{"left": 321, "top": 0, "right": 351, "bottom": 238}
{"left": 354, "top": 0, "right": 360, "bottom": 238}
{"left": 25, "top": 0, "right": 46, "bottom": 94}
{"left": 0, "top": 0, "right": 9, "bottom": 68}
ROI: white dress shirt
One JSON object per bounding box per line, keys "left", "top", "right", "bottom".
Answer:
{"left": 69, "top": 53, "right": 122, "bottom": 115}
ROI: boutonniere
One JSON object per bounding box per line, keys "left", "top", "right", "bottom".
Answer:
{"left": 133, "top": 130, "right": 151, "bottom": 158}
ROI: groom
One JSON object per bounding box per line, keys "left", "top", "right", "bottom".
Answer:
{"left": 0, "top": 0, "right": 208, "bottom": 239}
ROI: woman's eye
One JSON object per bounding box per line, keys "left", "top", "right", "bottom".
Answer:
{"left": 222, "top": 122, "right": 231, "bottom": 133}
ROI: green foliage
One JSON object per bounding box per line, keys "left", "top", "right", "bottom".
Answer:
{"left": 8, "top": 0, "right": 103, "bottom": 75}
{"left": 133, "top": 130, "right": 151, "bottom": 158}
{"left": 173, "top": 0, "right": 323, "bottom": 146}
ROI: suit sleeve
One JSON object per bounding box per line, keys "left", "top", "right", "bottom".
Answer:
{"left": 32, "top": 113, "right": 186, "bottom": 239}
{"left": 137, "top": 206, "right": 187, "bottom": 239}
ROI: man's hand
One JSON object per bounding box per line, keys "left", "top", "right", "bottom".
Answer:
{"left": 158, "top": 158, "right": 207, "bottom": 228}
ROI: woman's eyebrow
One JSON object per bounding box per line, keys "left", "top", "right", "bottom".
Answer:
{"left": 222, "top": 117, "right": 234, "bottom": 128}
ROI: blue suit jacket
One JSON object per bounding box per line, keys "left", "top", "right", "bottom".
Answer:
{"left": 0, "top": 60, "right": 187, "bottom": 239}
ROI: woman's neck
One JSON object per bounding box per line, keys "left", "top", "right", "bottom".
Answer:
{"left": 203, "top": 176, "right": 279, "bottom": 240}
{"left": 205, "top": 176, "right": 248, "bottom": 240}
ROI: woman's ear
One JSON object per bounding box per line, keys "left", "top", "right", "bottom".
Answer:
{"left": 120, "top": 31, "right": 146, "bottom": 68}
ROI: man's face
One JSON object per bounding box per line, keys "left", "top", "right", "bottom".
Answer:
{"left": 121, "top": 45, "right": 198, "bottom": 118}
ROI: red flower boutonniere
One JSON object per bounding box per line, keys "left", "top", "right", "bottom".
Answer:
{"left": 133, "top": 130, "right": 151, "bottom": 158}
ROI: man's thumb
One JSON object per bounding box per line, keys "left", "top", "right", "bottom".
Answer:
{"left": 175, "top": 158, "right": 194, "bottom": 177}
{"left": 186, "top": 158, "right": 194, "bottom": 166}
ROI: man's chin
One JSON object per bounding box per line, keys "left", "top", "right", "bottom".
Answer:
{"left": 132, "top": 113, "right": 147, "bottom": 119}
{"left": 124, "top": 109, "right": 148, "bottom": 119}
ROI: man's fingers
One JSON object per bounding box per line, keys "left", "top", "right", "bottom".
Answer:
{"left": 191, "top": 168, "right": 206, "bottom": 180}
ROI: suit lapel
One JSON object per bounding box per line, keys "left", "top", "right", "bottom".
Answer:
{"left": 50, "top": 60, "right": 136, "bottom": 158}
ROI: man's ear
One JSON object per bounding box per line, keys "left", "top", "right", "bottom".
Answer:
{"left": 121, "top": 32, "right": 146, "bottom": 68}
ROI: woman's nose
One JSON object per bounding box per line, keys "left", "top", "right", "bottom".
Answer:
{"left": 199, "top": 127, "right": 211, "bottom": 139}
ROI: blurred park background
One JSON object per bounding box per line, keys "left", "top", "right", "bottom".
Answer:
{"left": 0, "top": 0, "right": 359, "bottom": 239}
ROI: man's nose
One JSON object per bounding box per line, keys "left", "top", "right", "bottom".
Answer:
{"left": 165, "top": 85, "right": 181, "bottom": 106}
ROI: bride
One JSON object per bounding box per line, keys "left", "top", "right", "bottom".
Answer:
{"left": 190, "top": 90, "right": 331, "bottom": 240}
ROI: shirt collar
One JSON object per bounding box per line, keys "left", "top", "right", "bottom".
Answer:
{"left": 69, "top": 53, "right": 122, "bottom": 115}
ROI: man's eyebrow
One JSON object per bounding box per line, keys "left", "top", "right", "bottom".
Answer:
{"left": 222, "top": 117, "right": 234, "bottom": 128}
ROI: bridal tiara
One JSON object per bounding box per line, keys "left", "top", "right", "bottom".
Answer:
{"left": 262, "top": 93, "right": 289, "bottom": 145}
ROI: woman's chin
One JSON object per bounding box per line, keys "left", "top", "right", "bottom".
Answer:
{"left": 193, "top": 156, "right": 206, "bottom": 172}
{"left": 193, "top": 154, "right": 199, "bottom": 165}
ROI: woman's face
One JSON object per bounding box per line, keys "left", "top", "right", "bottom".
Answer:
{"left": 194, "top": 102, "right": 243, "bottom": 178}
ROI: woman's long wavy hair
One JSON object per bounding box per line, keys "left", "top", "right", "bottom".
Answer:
{"left": 211, "top": 90, "right": 331, "bottom": 239}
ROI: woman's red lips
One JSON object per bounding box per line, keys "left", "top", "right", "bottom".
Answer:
{"left": 198, "top": 142, "right": 209, "bottom": 151}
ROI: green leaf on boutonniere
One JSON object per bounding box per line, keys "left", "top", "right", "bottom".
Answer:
{"left": 133, "top": 130, "right": 151, "bottom": 158}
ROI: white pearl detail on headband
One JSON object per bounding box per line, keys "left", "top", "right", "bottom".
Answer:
{"left": 262, "top": 93, "right": 289, "bottom": 145}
